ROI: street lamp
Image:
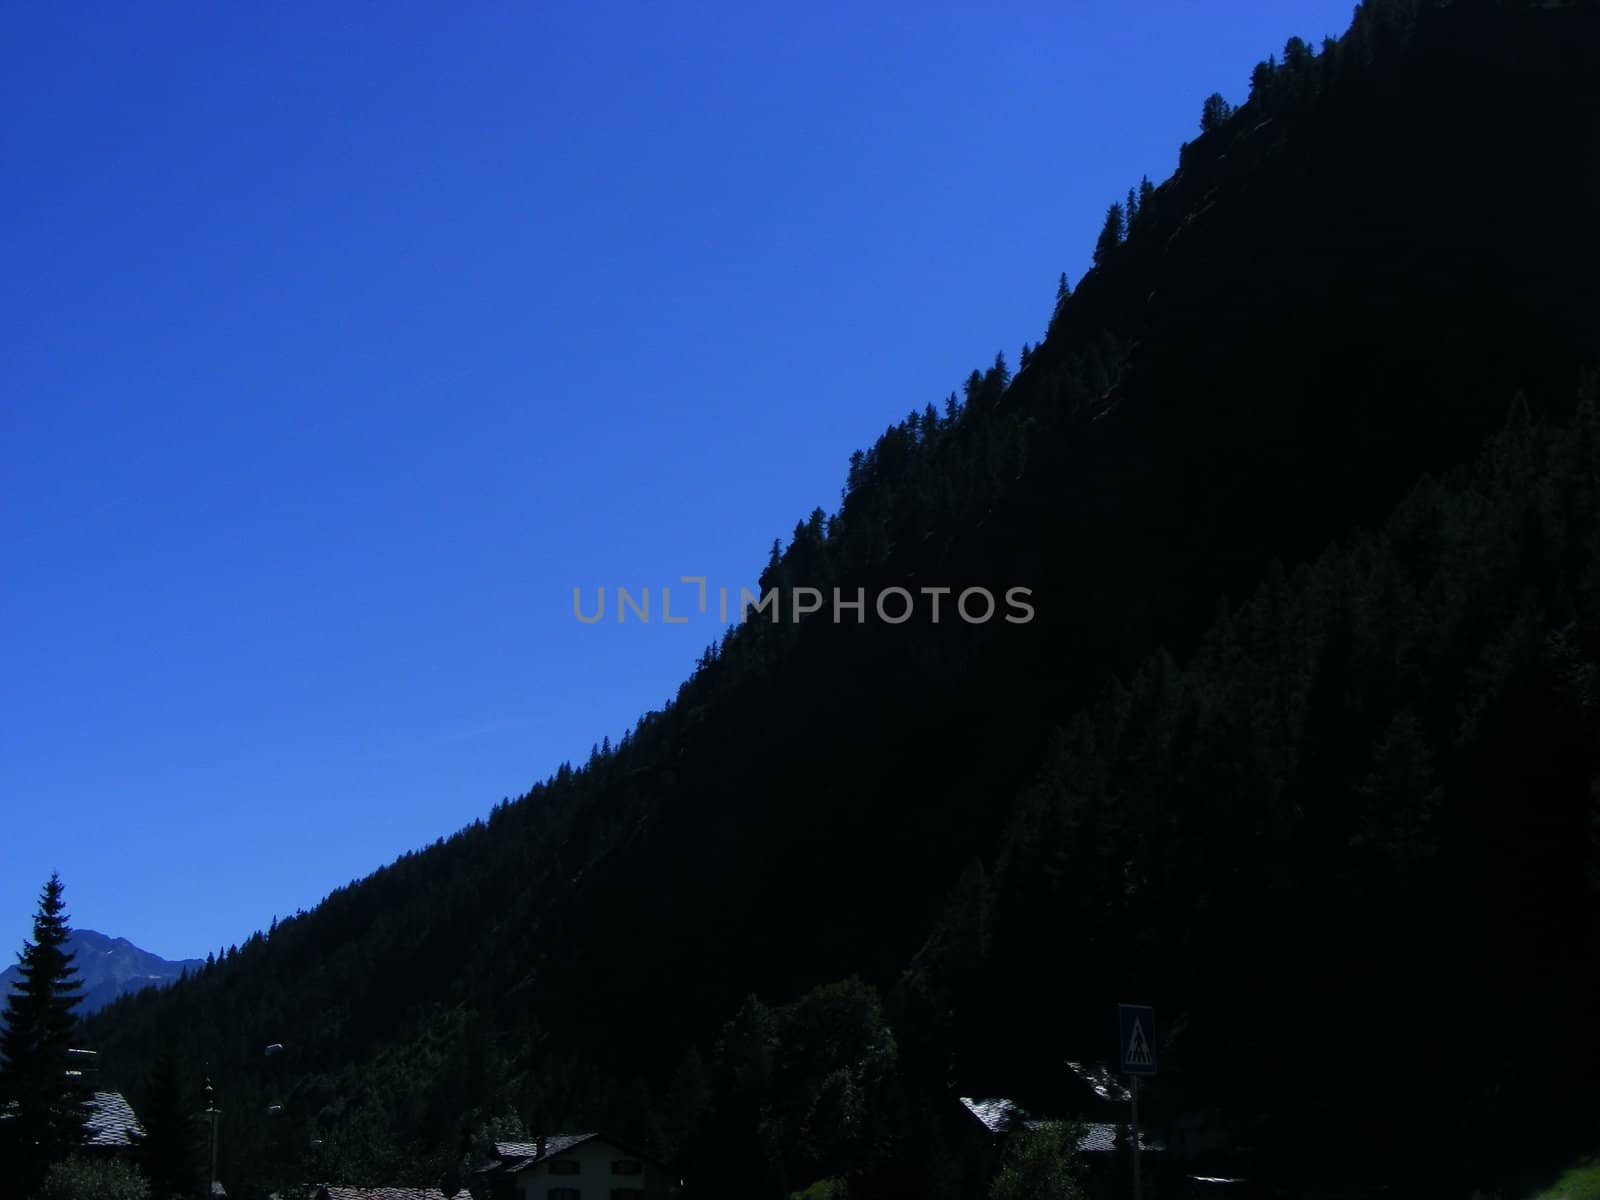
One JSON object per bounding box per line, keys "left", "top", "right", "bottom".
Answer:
{"left": 194, "top": 1073, "right": 222, "bottom": 1197}
{"left": 191, "top": 1040, "right": 285, "bottom": 1198}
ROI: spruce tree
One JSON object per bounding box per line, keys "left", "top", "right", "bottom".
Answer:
{"left": 135, "top": 1039, "right": 201, "bottom": 1200}
{"left": 1200, "top": 91, "right": 1234, "bottom": 132}
{"left": 1048, "top": 272, "right": 1073, "bottom": 340}
{"left": 1283, "top": 35, "right": 1312, "bottom": 74}
{"left": 1092, "top": 202, "right": 1125, "bottom": 267}
{"left": 0, "top": 874, "right": 92, "bottom": 1194}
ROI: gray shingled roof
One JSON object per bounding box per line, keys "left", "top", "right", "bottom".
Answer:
{"left": 317, "top": 1188, "right": 451, "bottom": 1200}
{"left": 86, "top": 1091, "right": 145, "bottom": 1147}
{"left": 1064, "top": 1060, "right": 1132, "bottom": 1103}
{"left": 1077, "top": 1122, "right": 1164, "bottom": 1153}
{"left": 958, "top": 1096, "right": 1032, "bottom": 1135}
{"left": 492, "top": 1140, "right": 541, "bottom": 1160}
{"left": 501, "top": 1132, "right": 602, "bottom": 1172}
{"left": 2, "top": 1089, "right": 146, "bottom": 1148}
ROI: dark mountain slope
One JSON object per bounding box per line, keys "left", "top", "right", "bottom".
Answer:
{"left": 901, "top": 389, "right": 1600, "bottom": 1195}
{"left": 82, "top": 2, "right": 1600, "bottom": 1195}
{"left": 534, "top": 0, "right": 1600, "bottom": 1074}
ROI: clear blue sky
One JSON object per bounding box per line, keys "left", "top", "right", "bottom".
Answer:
{"left": 1, "top": 0, "right": 1355, "bottom": 963}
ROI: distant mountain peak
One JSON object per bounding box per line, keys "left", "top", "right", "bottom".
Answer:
{"left": 0, "top": 928, "right": 205, "bottom": 1016}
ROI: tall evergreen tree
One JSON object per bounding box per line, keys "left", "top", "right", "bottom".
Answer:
{"left": 1092, "top": 202, "right": 1125, "bottom": 267}
{"left": 135, "top": 1039, "right": 201, "bottom": 1200}
{"left": 1200, "top": 91, "right": 1234, "bottom": 132}
{"left": 1283, "top": 35, "right": 1312, "bottom": 74}
{"left": 1250, "top": 56, "right": 1278, "bottom": 108}
{"left": 0, "top": 874, "right": 92, "bottom": 1195}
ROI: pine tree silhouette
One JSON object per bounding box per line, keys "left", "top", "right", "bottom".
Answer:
{"left": 0, "top": 875, "right": 92, "bottom": 1195}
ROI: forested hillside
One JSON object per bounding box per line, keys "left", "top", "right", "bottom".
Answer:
{"left": 82, "top": 2, "right": 1600, "bottom": 1197}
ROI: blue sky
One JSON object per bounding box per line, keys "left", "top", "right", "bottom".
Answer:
{"left": 1, "top": 0, "right": 1356, "bottom": 963}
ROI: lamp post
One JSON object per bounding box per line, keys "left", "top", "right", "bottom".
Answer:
{"left": 199, "top": 1073, "right": 222, "bottom": 1197}
{"left": 191, "top": 1040, "right": 287, "bottom": 1198}
{"left": 264, "top": 1040, "right": 305, "bottom": 1198}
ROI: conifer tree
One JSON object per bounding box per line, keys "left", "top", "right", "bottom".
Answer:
{"left": 1250, "top": 56, "right": 1278, "bottom": 108}
{"left": 989, "top": 351, "right": 1011, "bottom": 395}
{"left": 663, "top": 1046, "right": 710, "bottom": 1160}
{"left": 1092, "top": 202, "right": 1125, "bottom": 267}
{"left": 135, "top": 1039, "right": 201, "bottom": 1200}
{"left": 1200, "top": 91, "right": 1234, "bottom": 132}
{"left": 963, "top": 368, "right": 984, "bottom": 409}
{"left": 0, "top": 874, "right": 92, "bottom": 1195}
{"left": 1283, "top": 35, "right": 1312, "bottom": 74}
{"left": 1047, "top": 272, "right": 1074, "bottom": 342}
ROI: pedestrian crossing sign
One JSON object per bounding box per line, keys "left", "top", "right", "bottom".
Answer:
{"left": 1119, "top": 1004, "right": 1156, "bottom": 1075}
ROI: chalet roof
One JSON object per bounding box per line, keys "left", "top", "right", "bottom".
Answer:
{"left": 486, "top": 1132, "right": 665, "bottom": 1176}
{"left": 500, "top": 1133, "right": 598, "bottom": 1170}
{"left": 1064, "top": 1060, "right": 1132, "bottom": 1103}
{"left": 4, "top": 1090, "right": 146, "bottom": 1148}
{"left": 957, "top": 1096, "right": 1164, "bottom": 1153}
{"left": 958, "top": 1096, "right": 1036, "bottom": 1135}
{"left": 1077, "top": 1122, "right": 1165, "bottom": 1153}
{"left": 86, "top": 1090, "right": 146, "bottom": 1147}
{"left": 486, "top": 1134, "right": 595, "bottom": 1163}
{"left": 492, "top": 1140, "right": 542, "bottom": 1160}
{"left": 315, "top": 1188, "right": 452, "bottom": 1200}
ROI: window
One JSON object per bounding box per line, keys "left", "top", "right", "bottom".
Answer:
{"left": 549, "top": 1159, "right": 581, "bottom": 1175}
{"left": 612, "top": 1160, "right": 642, "bottom": 1176}
{"left": 612, "top": 1190, "right": 645, "bottom": 1200}
{"left": 548, "top": 1190, "right": 580, "bottom": 1200}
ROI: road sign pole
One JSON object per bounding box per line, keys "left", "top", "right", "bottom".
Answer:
{"left": 1118, "top": 1002, "right": 1155, "bottom": 1200}
{"left": 1131, "top": 1073, "right": 1142, "bottom": 1200}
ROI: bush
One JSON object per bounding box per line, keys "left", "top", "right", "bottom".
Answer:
{"left": 34, "top": 1156, "right": 151, "bottom": 1200}
{"left": 988, "top": 1122, "right": 1086, "bottom": 1200}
